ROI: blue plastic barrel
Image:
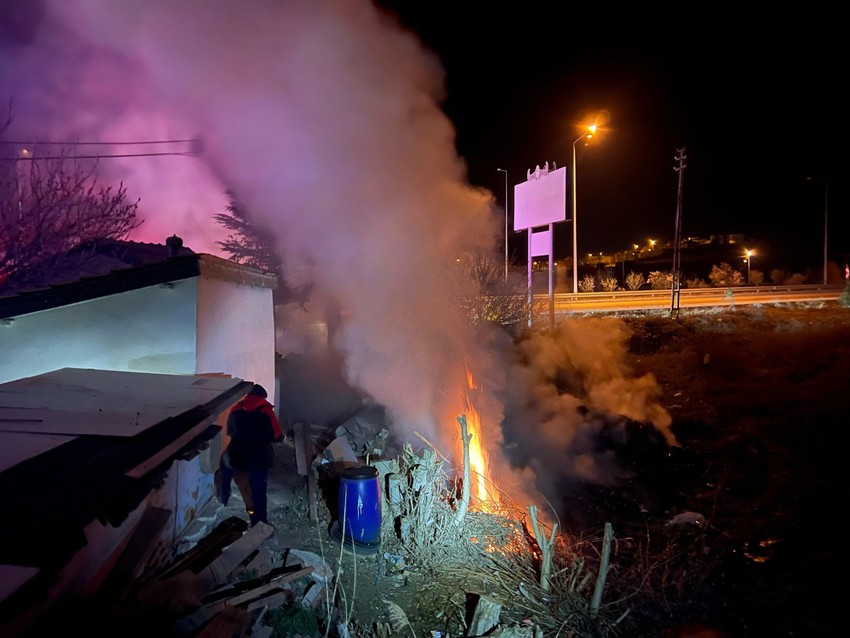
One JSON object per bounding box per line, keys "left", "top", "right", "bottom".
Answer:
{"left": 338, "top": 465, "right": 382, "bottom": 547}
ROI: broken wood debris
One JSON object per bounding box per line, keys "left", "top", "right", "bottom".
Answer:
{"left": 118, "top": 516, "right": 333, "bottom": 638}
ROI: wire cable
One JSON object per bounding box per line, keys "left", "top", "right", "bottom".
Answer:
{"left": 0, "top": 151, "right": 198, "bottom": 161}
{"left": 0, "top": 138, "right": 199, "bottom": 146}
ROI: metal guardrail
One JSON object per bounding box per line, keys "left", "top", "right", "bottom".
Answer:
{"left": 531, "top": 284, "right": 846, "bottom": 313}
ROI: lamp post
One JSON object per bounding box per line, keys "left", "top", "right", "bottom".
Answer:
{"left": 497, "top": 168, "right": 509, "bottom": 280}
{"left": 571, "top": 125, "right": 596, "bottom": 294}
{"left": 745, "top": 249, "right": 754, "bottom": 284}
{"left": 806, "top": 176, "right": 828, "bottom": 285}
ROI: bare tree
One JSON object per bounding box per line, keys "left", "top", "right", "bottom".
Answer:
{"left": 454, "top": 248, "right": 542, "bottom": 335}
{"left": 0, "top": 140, "right": 141, "bottom": 294}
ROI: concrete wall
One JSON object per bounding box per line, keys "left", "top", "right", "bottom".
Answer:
{"left": 195, "top": 276, "right": 276, "bottom": 474}
{"left": 0, "top": 279, "right": 199, "bottom": 384}
{"left": 0, "top": 271, "right": 275, "bottom": 548}
{"left": 195, "top": 276, "right": 275, "bottom": 396}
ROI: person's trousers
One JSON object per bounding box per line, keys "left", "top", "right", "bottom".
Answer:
{"left": 217, "top": 464, "right": 269, "bottom": 526}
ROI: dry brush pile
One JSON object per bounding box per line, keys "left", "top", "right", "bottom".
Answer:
{"left": 324, "top": 423, "right": 639, "bottom": 638}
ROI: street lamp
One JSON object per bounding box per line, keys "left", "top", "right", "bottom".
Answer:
{"left": 806, "top": 176, "right": 828, "bottom": 285}
{"left": 497, "top": 168, "right": 509, "bottom": 280}
{"left": 745, "top": 249, "right": 754, "bottom": 284}
{"left": 571, "top": 124, "right": 596, "bottom": 294}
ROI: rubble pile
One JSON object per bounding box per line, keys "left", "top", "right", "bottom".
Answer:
{"left": 117, "top": 516, "right": 338, "bottom": 638}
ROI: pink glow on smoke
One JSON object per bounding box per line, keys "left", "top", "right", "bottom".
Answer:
{"left": 1, "top": 1, "right": 674, "bottom": 512}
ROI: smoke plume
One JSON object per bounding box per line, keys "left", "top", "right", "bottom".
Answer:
{"left": 1, "top": 0, "right": 674, "bottom": 514}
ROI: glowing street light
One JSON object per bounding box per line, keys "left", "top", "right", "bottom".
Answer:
{"left": 497, "top": 168, "right": 509, "bottom": 281}
{"left": 571, "top": 123, "right": 596, "bottom": 294}
{"left": 744, "top": 248, "right": 755, "bottom": 284}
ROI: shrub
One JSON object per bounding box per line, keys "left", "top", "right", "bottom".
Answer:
{"left": 685, "top": 277, "right": 708, "bottom": 288}
{"left": 625, "top": 271, "right": 645, "bottom": 291}
{"left": 599, "top": 275, "right": 618, "bottom": 292}
{"left": 784, "top": 273, "right": 807, "bottom": 285}
{"left": 708, "top": 263, "right": 744, "bottom": 287}
{"left": 578, "top": 274, "right": 596, "bottom": 292}
{"left": 749, "top": 269, "right": 765, "bottom": 285}
{"left": 769, "top": 268, "right": 786, "bottom": 284}
{"left": 647, "top": 270, "right": 672, "bottom": 289}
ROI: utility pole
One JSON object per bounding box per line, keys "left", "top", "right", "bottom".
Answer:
{"left": 671, "top": 147, "right": 687, "bottom": 317}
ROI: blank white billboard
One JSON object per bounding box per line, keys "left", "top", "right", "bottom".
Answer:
{"left": 514, "top": 166, "right": 567, "bottom": 231}
{"left": 530, "top": 228, "right": 552, "bottom": 257}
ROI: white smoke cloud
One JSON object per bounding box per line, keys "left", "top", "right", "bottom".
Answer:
{"left": 2, "top": 0, "right": 501, "bottom": 445}
{"left": 1, "top": 1, "right": 676, "bottom": 515}
{"left": 500, "top": 316, "right": 676, "bottom": 510}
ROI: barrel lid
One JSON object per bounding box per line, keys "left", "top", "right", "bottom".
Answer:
{"left": 342, "top": 465, "right": 378, "bottom": 479}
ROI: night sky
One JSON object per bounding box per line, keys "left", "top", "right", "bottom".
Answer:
{"left": 1, "top": 1, "right": 845, "bottom": 275}
{"left": 377, "top": 2, "right": 847, "bottom": 271}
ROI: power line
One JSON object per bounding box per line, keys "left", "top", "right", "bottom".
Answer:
{"left": 0, "top": 151, "right": 198, "bottom": 161}
{"left": 0, "top": 138, "right": 199, "bottom": 146}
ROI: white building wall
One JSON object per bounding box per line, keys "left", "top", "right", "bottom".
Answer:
{"left": 195, "top": 277, "right": 275, "bottom": 399}
{"left": 0, "top": 280, "right": 199, "bottom": 384}
{"left": 195, "top": 278, "right": 276, "bottom": 480}
{"left": 0, "top": 270, "right": 277, "bottom": 551}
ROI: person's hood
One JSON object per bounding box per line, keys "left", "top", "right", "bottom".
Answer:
{"left": 237, "top": 393, "right": 272, "bottom": 411}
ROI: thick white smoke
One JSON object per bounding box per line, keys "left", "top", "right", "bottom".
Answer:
{"left": 1, "top": 0, "right": 500, "bottom": 447}
{"left": 1, "top": 0, "right": 675, "bottom": 514}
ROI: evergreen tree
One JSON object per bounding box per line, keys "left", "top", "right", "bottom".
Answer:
{"left": 213, "top": 190, "right": 280, "bottom": 274}
{"left": 212, "top": 191, "right": 315, "bottom": 309}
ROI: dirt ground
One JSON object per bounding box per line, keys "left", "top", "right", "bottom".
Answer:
{"left": 250, "top": 300, "right": 850, "bottom": 637}
{"left": 618, "top": 301, "right": 850, "bottom": 636}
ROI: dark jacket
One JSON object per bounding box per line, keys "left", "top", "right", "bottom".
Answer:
{"left": 223, "top": 393, "right": 283, "bottom": 471}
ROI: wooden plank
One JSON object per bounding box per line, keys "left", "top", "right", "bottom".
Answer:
{"left": 198, "top": 522, "right": 276, "bottom": 589}
{"left": 293, "top": 422, "right": 308, "bottom": 476}
{"left": 222, "top": 566, "right": 312, "bottom": 607}
{"left": 99, "top": 506, "right": 172, "bottom": 604}
{"left": 202, "top": 564, "right": 307, "bottom": 606}
{"left": 154, "top": 516, "right": 248, "bottom": 580}
{"left": 125, "top": 416, "right": 217, "bottom": 479}
{"left": 307, "top": 461, "right": 318, "bottom": 521}
{"left": 0, "top": 369, "right": 243, "bottom": 436}
{"left": 246, "top": 590, "right": 290, "bottom": 612}
{"left": 243, "top": 547, "right": 273, "bottom": 577}
{"left": 0, "top": 431, "right": 76, "bottom": 473}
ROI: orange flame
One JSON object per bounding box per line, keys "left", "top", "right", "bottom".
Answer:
{"left": 461, "top": 369, "right": 498, "bottom": 509}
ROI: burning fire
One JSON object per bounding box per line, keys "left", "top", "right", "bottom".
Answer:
{"left": 461, "top": 369, "right": 498, "bottom": 509}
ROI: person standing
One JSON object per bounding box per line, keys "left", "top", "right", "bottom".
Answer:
{"left": 217, "top": 383, "right": 283, "bottom": 526}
